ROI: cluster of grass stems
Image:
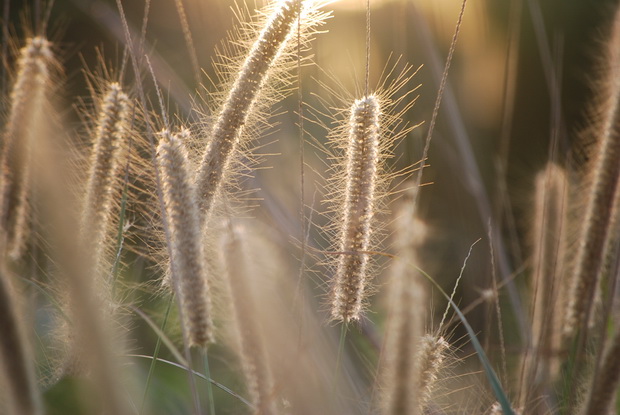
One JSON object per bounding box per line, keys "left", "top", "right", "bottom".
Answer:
{"left": 2, "top": 0, "right": 620, "bottom": 414}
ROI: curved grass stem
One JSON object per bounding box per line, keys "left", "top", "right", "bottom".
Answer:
{"left": 139, "top": 295, "right": 173, "bottom": 415}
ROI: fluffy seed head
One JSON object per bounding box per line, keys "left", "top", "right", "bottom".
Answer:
{"left": 381, "top": 198, "right": 427, "bottom": 414}
{"left": 564, "top": 4, "right": 620, "bottom": 339}
{"left": 330, "top": 95, "right": 381, "bottom": 323}
{"left": 220, "top": 224, "right": 275, "bottom": 414}
{"left": 79, "top": 82, "right": 129, "bottom": 269}
{"left": 195, "top": 0, "right": 303, "bottom": 216}
{"left": 417, "top": 334, "right": 449, "bottom": 410}
{"left": 524, "top": 163, "right": 567, "bottom": 392}
{"left": 157, "top": 130, "right": 214, "bottom": 347}
{"left": 0, "top": 36, "right": 55, "bottom": 259}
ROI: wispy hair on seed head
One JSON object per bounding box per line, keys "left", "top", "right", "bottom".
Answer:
{"left": 311, "top": 60, "right": 421, "bottom": 323}
{"left": 192, "top": 0, "right": 331, "bottom": 220}
{"left": 0, "top": 35, "right": 57, "bottom": 260}
{"left": 156, "top": 128, "right": 214, "bottom": 348}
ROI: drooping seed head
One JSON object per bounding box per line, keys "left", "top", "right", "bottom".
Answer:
{"left": 195, "top": 0, "right": 303, "bottom": 216}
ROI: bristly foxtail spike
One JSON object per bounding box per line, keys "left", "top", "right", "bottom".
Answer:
{"left": 330, "top": 95, "right": 381, "bottom": 323}
{"left": 156, "top": 129, "right": 214, "bottom": 348}
{"left": 0, "top": 36, "right": 55, "bottom": 260}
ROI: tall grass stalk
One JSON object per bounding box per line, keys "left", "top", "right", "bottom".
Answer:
{"left": 519, "top": 163, "right": 567, "bottom": 411}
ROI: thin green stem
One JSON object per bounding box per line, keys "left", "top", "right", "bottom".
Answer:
{"left": 139, "top": 295, "right": 173, "bottom": 415}
{"left": 203, "top": 350, "right": 216, "bottom": 415}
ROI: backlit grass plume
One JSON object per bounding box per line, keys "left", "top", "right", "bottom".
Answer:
{"left": 416, "top": 334, "right": 450, "bottom": 411}
{"left": 0, "top": 36, "right": 55, "bottom": 260}
{"left": 195, "top": 0, "right": 328, "bottom": 218}
{"left": 583, "top": 328, "right": 620, "bottom": 415}
{"left": 322, "top": 62, "right": 418, "bottom": 323}
{"left": 564, "top": 2, "right": 620, "bottom": 339}
{"left": 156, "top": 129, "right": 214, "bottom": 347}
{"left": 381, "top": 196, "right": 427, "bottom": 414}
{"left": 520, "top": 163, "right": 567, "bottom": 410}
{"left": 330, "top": 95, "right": 382, "bottom": 322}
{"left": 221, "top": 223, "right": 276, "bottom": 414}
{"left": 79, "top": 82, "right": 129, "bottom": 272}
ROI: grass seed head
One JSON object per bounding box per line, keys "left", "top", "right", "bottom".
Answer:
{"left": 157, "top": 129, "right": 214, "bottom": 347}
{"left": 381, "top": 197, "right": 427, "bottom": 414}
{"left": 564, "top": 2, "right": 620, "bottom": 340}
{"left": 220, "top": 224, "right": 276, "bottom": 414}
{"left": 195, "top": 0, "right": 303, "bottom": 216}
{"left": 0, "top": 36, "right": 55, "bottom": 260}
{"left": 79, "top": 82, "right": 129, "bottom": 271}
{"left": 330, "top": 94, "right": 381, "bottom": 323}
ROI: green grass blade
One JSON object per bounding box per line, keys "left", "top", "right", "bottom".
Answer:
{"left": 129, "top": 304, "right": 187, "bottom": 366}
{"left": 139, "top": 296, "right": 173, "bottom": 415}
{"left": 128, "top": 354, "right": 253, "bottom": 408}
{"left": 413, "top": 264, "right": 514, "bottom": 415}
